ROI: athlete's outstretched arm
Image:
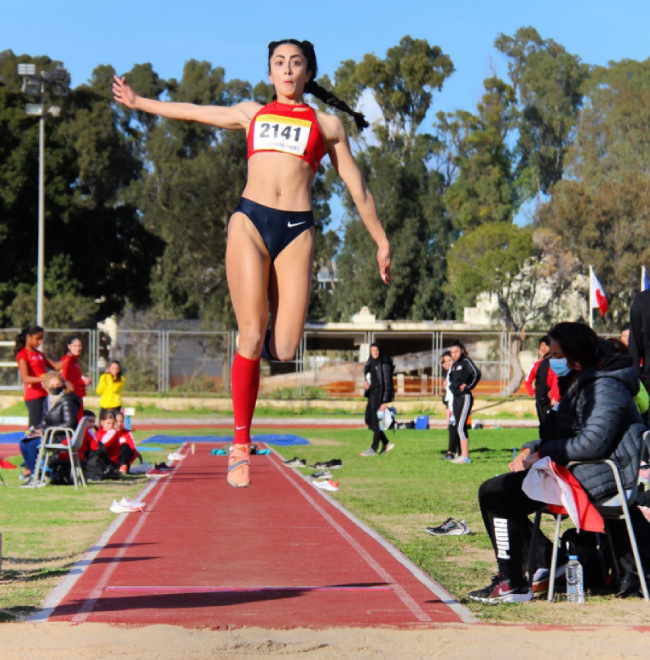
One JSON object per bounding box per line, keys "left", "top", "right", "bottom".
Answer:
{"left": 327, "top": 116, "right": 391, "bottom": 284}
{"left": 112, "top": 75, "right": 258, "bottom": 130}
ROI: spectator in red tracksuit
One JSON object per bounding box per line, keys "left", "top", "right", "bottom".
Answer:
{"left": 15, "top": 325, "right": 62, "bottom": 429}
{"left": 96, "top": 411, "right": 136, "bottom": 474}
{"left": 78, "top": 410, "right": 99, "bottom": 462}
{"left": 115, "top": 412, "right": 139, "bottom": 472}
{"left": 525, "top": 336, "right": 560, "bottom": 440}
{"left": 60, "top": 334, "right": 92, "bottom": 422}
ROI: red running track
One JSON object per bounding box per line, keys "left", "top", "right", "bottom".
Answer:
{"left": 35, "top": 444, "right": 473, "bottom": 629}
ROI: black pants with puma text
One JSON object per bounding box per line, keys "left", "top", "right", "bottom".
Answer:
{"left": 478, "top": 470, "right": 554, "bottom": 586}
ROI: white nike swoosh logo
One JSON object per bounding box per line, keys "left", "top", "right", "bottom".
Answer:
{"left": 235, "top": 425, "right": 247, "bottom": 430}
{"left": 287, "top": 220, "right": 307, "bottom": 228}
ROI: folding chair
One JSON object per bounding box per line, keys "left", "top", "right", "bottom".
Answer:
{"left": 528, "top": 433, "right": 650, "bottom": 602}
{"left": 32, "top": 416, "right": 90, "bottom": 490}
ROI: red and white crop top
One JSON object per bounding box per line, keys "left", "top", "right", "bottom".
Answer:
{"left": 247, "top": 101, "right": 326, "bottom": 173}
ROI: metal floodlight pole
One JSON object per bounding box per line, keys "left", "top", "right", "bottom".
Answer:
{"left": 37, "top": 78, "right": 45, "bottom": 326}
{"left": 17, "top": 62, "right": 69, "bottom": 326}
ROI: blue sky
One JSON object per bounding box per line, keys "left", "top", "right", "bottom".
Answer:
{"left": 3, "top": 1, "right": 649, "bottom": 229}
{"left": 4, "top": 0, "right": 649, "bottom": 117}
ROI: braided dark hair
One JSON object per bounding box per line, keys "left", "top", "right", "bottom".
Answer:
{"left": 267, "top": 39, "right": 369, "bottom": 131}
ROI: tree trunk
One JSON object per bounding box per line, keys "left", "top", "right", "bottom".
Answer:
{"left": 501, "top": 331, "right": 525, "bottom": 396}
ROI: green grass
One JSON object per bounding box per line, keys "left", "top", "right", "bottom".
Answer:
{"left": 0, "top": 425, "right": 644, "bottom": 626}
{"left": 0, "top": 442, "right": 176, "bottom": 622}
{"left": 0, "top": 402, "right": 31, "bottom": 416}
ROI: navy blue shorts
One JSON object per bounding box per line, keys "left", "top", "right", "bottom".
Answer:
{"left": 234, "top": 198, "right": 314, "bottom": 261}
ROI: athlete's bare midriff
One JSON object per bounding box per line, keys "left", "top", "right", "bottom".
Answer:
{"left": 241, "top": 151, "right": 317, "bottom": 211}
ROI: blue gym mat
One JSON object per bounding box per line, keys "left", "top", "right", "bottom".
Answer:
{"left": 0, "top": 432, "right": 27, "bottom": 443}
{"left": 141, "top": 434, "right": 310, "bottom": 446}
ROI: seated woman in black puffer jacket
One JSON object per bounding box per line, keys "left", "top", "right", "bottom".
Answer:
{"left": 38, "top": 371, "right": 80, "bottom": 430}
{"left": 468, "top": 322, "right": 647, "bottom": 603}
{"left": 19, "top": 371, "right": 80, "bottom": 486}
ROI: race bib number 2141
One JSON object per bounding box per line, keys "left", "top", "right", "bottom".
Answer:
{"left": 252, "top": 113, "right": 311, "bottom": 156}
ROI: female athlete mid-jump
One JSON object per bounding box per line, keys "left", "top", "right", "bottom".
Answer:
{"left": 113, "top": 39, "right": 391, "bottom": 488}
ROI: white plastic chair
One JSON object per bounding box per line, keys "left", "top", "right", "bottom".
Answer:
{"left": 32, "top": 416, "right": 90, "bottom": 489}
{"left": 528, "top": 434, "right": 650, "bottom": 602}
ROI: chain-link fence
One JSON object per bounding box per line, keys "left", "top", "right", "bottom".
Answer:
{"left": 1, "top": 326, "right": 547, "bottom": 398}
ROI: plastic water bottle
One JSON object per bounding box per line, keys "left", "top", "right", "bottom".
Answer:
{"left": 566, "top": 555, "right": 585, "bottom": 603}
{"left": 377, "top": 410, "right": 385, "bottom": 431}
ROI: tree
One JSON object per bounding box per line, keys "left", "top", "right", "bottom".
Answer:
{"left": 447, "top": 223, "right": 580, "bottom": 393}
{"left": 437, "top": 28, "right": 589, "bottom": 385}
{"left": 437, "top": 27, "right": 589, "bottom": 235}
{"left": 308, "top": 228, "right": 340, "bottom": 320}
{"left": 328, "top": 36, "right": 456, "bottom": 321}
{"left": 0, "top": 51, "right": 162, "bottom": 326}
{"left": 494, "top": 26, "right": 590, "bottom": 196}
{"left": 537, "top": 58, "right": 650, "bottom": 328}
{"left": 437, "top": 77, "right": 519, "bottom": 232}
{"left": 353, "top": 36, "right": 454, "bottom": 155}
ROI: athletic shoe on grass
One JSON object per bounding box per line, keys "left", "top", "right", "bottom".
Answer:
{"left": 380, "top": 442, "right": 395, "bottom": 454}
{"left": 425, "top": 517, "right": 470, "bottom": 536}
{"left": 468, "top": 575, "right": 532, "bottom": 603}
{"left": 227, "top": 443, "right": 251, "bottom": 488}
{"left": 310, "top": 459, "right": 343, "bottom": 469}
{"left": 310, "top": 469, "right": 332, "bottom": 479}
{"left": 118, "top": 496, "right": 146, "bottom": 510}
{"left": 110, "top": 499, "right": 146, "bottom": 513}
{"left": 20, "top": 477, "right": 45, "bottom": 488}
{"left": 451, "top": 456, "right": 471, "bottom": 464}
{"left": 146, "top": 468, "right": 171, "bottom": 478}
{"left": 313, "top": 479, "right": 339, "bottom": 492}
{"left": 531, "top": 564, "right": 567, "bottom": 593}
{"left": 359, "top": 448, "right": 378, "bottom": 457}
{"left": 283, "top": 457, "right": 306, "bottom": 467}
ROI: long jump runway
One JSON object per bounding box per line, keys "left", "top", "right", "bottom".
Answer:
{"left": 36, "top": 444, "right": 474, "bottom": 629}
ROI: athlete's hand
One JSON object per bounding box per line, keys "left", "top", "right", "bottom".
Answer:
{"left": 377, "top": 241, "right": 391, "bottom": 285}
{"left": 112, "top": 75, "right": 139, "bottom": 109}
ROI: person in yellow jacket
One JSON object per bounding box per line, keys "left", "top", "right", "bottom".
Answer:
{"left": 96, "top": 361, "right": 125, "bottom": 416}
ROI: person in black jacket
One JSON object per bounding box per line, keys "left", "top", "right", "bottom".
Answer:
{"left": 19, "top": 371, "right": 80, "bottom": 486}
{"left": 468, "top": 322, "right": 647, "bottom": 603}
{"left": 361, "top": 342, "right": 395, "bottom": 456}
{"left": 524, "top": 336, "right": 560, "bottom": 441}
{"left": 448, "top": 340, "right": 481, "bottom": 464}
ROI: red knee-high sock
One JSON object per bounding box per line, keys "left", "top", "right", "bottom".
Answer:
{"left": 248, "top": 363, "right": 260, "bottom": 428}
{"left": 231, "top": 352, "right": 260, "bottom": 445}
